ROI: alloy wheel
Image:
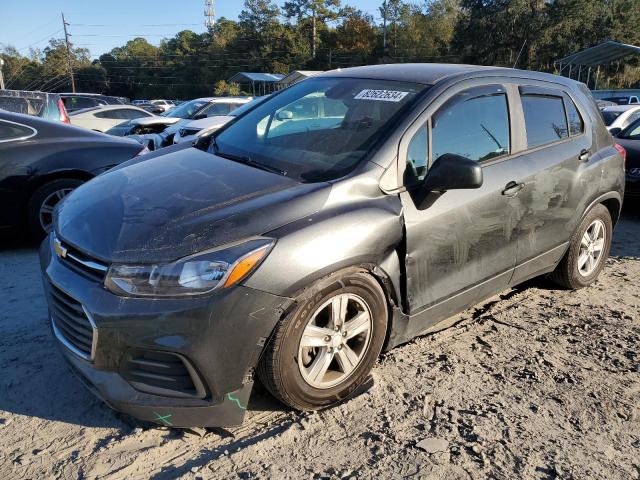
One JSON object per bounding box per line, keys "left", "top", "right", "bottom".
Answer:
{"left": 297, "top": 293, "right": 372, "bottom": 389}
{"left": 578, "top": 219, "right": 606, "bottom": 277}
{"left": 39, "top": 188, "right": 74, "bottom": 233}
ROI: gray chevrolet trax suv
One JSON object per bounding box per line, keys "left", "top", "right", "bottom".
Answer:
{"left": 40, "top": 64, "right": 625, "bottom": 427}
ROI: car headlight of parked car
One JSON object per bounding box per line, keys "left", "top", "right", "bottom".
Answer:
{"left": 105, "top": 238, "right": 274, "bottom": 297}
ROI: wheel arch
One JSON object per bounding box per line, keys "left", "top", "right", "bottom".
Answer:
{"left": 21, "top": 170, "right": 94, "bottom": 222}
{"left": 582, "top": 191, "right": 622, "bottom": 227}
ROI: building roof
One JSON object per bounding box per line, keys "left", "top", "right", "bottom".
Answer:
{"left": 279, "top": 70, "right": 323, "bottom": 85}
{"left": 227, "top": 72, "right": 285, "bottom": 83}
{"left": 555, "top": 41, "right": 640, "bottom": 67}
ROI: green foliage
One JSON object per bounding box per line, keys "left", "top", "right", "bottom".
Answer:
{"left": 1, "top": 0, "right": 639, "bottom": 97}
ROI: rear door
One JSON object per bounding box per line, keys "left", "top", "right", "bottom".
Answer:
{"left": 508, "top": 84, "right": 597, "bottom": 284}
{"left": 400, "top": 84, "right": 521, "bottom": 330}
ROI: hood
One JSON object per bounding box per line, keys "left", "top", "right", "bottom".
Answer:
{"left": 184, "top": 115, "right": 234, "bottom": 130}
{"left": 56, "top": 147, "right": 330, "bottom": 263}
{"left": 132, "top": 116, "right": 182, "bottom": 127}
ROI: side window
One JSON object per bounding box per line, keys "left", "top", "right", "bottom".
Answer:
{"left": 119, "top": 108, "right": 147, "bottom": 119}
{"left": 95, "top": 110, "right": 121, "bottom": 119}
{"left": 0, "top": 120, "right": 35, "bottom": 142}
{"left": 521, "top": 94, "right": 568, "bottom": 147}
{"left": 405, "top": 125, "right": 428, "bottom": 186}
{"left": 432, "top": 90, "right": 510, "bottom": 162}
{"left": 564, "top": 96, "right": 584, "bottom": 136}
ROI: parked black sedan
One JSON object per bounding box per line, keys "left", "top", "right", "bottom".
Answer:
{"left": 0, "top": 110, "right": 146, "bottom": 238}
{"left": 611, "top": 118, "right": 640, "bottom": 197}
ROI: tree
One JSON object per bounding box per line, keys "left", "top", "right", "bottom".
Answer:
{"left": 283, "top": 0, "right": 341, "bottom": 58}
{"left": 213, "top": 80, "right": 241, "bottom": 96}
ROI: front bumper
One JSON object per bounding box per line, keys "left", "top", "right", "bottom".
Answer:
{"left": 40, "top": 237, "right": 291, "bottom": 427}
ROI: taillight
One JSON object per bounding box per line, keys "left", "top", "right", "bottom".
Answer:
{"left": 57, "top": 99, "right": 70, "bottom": 123}
{"left": 614, "top": 143, "right": 626, "bottom": 166}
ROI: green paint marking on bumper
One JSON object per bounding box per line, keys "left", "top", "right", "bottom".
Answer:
{"left": 153, "top": 412, "right": 173, "bottom": 426}
{"left": 227, "top": 393, "right": 247, "bottom": 410}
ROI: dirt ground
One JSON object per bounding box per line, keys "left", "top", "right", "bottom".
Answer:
{"left": 1, "top": 206, "right": 638, "bottom": 480}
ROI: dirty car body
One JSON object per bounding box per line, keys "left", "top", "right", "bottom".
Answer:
{"left": 40, "top": 64, "right": 624, "bottom": 427}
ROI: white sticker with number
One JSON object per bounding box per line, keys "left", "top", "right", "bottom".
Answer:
{"left": 354, "top": 89, "right": 409, "bottom": 102}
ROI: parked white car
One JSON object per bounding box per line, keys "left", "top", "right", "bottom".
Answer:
{"left": 173, "top": 96, "right": 267, "bottom": 144}
{"left": 69, "top": 105, "right": 154, "bottom": 132}
{"left": 150, "top": 99, "right": 175, "bottom": 112}
{"left": 600, "top": 105, "right": 640, "bottom": 132}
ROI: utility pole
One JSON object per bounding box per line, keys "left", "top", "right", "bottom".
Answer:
{"left": 204, "top": 0, "right": 215, "bottom": 30}
{"left": 381, "top": 0, "right": 388, "bottom": 53}
{"left": 61, "top": 12, "right": 75, "bottom": 93}
{"left": 0, "top": 59, "right": 5, "bottom": 90}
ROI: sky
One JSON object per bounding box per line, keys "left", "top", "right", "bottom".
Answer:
{"left": 1, "top": 0, "right": 383, "bottom": 59}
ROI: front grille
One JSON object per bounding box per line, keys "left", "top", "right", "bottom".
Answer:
{"left": 55, "top": 237, "right": 108, "bottom": 283}
{"left": 49, "top": 283, "right": 96, "bottom": 360}
{"left": 121, "top": 350, "right": 206, "bottom": 399}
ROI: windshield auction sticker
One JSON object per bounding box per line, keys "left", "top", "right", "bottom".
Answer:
{"left": 354, "top": 89, "right": 409, "bottom": 102}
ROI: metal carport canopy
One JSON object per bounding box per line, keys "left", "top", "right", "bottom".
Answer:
{"left": 556, "top": 41, "right": 640, "bottom": 67}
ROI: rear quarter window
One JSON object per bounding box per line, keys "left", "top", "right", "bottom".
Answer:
{"left": 0, "top": 120, "right": 36, "bottom": 142}
{"left": 521, "top": 94, "right": 568, "bottom": 148}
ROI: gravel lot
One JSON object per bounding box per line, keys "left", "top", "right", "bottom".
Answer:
{"left": 1, "top": 206, "right": 638, "bottom": 480}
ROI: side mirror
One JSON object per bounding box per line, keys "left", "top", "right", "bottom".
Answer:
{"left": 609, "top": 127, "right": 622, "bottom": 137}
{"left": 423, "top": 154, "right": 483, "bottom": 192}
{"left": 276, "top": 110, "right": 293, "bottom": 121}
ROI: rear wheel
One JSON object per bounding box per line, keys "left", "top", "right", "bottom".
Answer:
{"left": 27, "top": 178, "right": 84, "bottom": 239}
{"left": 549, "top": 204, "right": 612, "bottom": 289}
{"left": 258, "top": 270, "right": 387, "bottom": 410}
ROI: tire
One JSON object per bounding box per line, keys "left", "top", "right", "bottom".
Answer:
{"left": 27, "top": 178, "right": 84, "bottom": 240}
{"left": 549, "top": 204, "right": 612, "bottom": 289}
{"left": 258, "top": 269, "right": 388, "bottom": 411}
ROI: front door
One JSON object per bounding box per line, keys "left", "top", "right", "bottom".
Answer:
{"left": 399, "top": 85, "right": 522, "bottom": 334}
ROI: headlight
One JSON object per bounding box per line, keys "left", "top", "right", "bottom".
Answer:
{"left": 105, "top": 238, "right": 273, "bottom": 297}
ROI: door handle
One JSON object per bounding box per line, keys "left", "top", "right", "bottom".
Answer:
{"left": 502, "top": 181, "right": 524, "bottom": 196}
{"left": 578, "top": 149, "right": 590, "bottom": 162}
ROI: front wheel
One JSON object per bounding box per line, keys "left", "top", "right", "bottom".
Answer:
{"left": 549, "top": 204, "right": 612, "bottom": 289}
{"left": 258, "top": 270, "right": 388, "bottom": 411}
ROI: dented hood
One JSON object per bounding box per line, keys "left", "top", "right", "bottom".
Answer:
{"left": 55, "top": 148, "right": 330, "bottom": 263}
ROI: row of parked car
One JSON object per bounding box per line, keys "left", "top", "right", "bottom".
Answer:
{"left": 0, "top": 89, "right": 265, "bottom": 239}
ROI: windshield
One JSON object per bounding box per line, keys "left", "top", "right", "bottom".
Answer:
{"left": 212, "top": 77, "right": 426, "bottom": 182}
{"left": 164, "top": 99, "right": 209, "bottom": 118}
{"left": 601, "top": 110, "right": 623, "bottom": 126}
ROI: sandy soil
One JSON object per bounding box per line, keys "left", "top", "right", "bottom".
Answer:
{"left": 0, "top": 207, "right": 638, "bottom": 480}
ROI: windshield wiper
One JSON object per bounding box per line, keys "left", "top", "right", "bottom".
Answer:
{"left": 214, "top": 148, "right": 288, "bottom": 177}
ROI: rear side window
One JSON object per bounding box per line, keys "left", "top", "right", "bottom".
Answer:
{"left": 0, "top": 120, "right": 36, "bottom": 142}
{"left": 95, "top": 110, "right": 121, "bottom": 119}
{"left": 432, "top": 90, "right": 510, "bottom": 162}
{"left": 119, "top": 108, "right": 149, "bottom": 119}
{"left": 564, "top": 96, "right": 584, "bottom": 136}
{"left": 521, "top": 95, "right": 568, "bottom": 147}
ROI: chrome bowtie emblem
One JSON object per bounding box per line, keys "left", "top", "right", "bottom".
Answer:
{"left": 53, "top": 238, "right": 67, "bottom": 258}
{"left": 629, "top": 167, "right": 640, "bottom": 175}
